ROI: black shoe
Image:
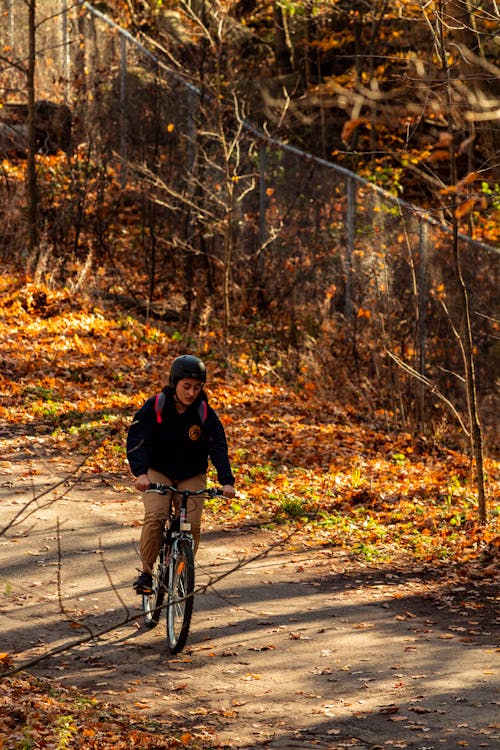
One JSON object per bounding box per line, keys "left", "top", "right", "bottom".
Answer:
{"left": 133, "top": 571, "right": 152, "bottom": 594}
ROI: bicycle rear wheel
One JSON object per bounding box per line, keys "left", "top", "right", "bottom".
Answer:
{"left": 166, "top": 539, "right": 195, "bottom": 654}
{"left": 142, "top": 553, "right": 166, "bottom": 629}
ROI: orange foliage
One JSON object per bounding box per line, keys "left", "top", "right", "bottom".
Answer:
{"left": 0, "top": 275, "right": 500, "bottom": 576}
{"left": 1, "top": 271, "right": 497, "bottom": 578}
{"left": 0, "top": 673, "right": 194, "bottom": 749}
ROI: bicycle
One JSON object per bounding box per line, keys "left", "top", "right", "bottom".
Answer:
{"left": 141, "top": 483, "right": 222, "bottom": 654}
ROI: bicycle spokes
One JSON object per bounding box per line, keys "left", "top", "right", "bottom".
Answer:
{"left": 166, "top": 541, "right": 195, "bottom": 654}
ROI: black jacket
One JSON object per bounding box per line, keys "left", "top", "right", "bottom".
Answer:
{"left": 126, "top": 387, "right": 235, "bottom": 486}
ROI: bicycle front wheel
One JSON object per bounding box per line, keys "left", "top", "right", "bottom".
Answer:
{"left": 142, "top": 554, "right": 166, "bottom": 629}
{"left": 166, "top": 539, "right": 195, "bottom": 654}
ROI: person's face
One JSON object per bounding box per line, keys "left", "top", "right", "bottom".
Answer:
{"left": 175, "top": 377, "right": 203, "bottom": 407}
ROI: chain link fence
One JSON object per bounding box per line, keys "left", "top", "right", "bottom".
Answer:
{"left": 1, "top": 0, "right": 498, "bottom": 448}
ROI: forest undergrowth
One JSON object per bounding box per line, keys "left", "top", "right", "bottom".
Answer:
{"left": 1, "top": 268, "right": 498, "bottom": 579}
{"left": 0, "top": 268, "right": 498, "bottom": 749}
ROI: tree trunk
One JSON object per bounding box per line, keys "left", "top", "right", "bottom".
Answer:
{"left": 443, "top": 0, "right": 500, "bottom": 180}
{"left": 438, "top": 0, "right": 487, "bottom": 522}
{"left": 27, "top": 0, "right": 38, "bottom": 255}
{"left": 273, "top": 2, "right": 292, "bottom": 74}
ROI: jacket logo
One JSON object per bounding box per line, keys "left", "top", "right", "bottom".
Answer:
{"left": 189, "top": 425, "right": 202, "bottom": 441}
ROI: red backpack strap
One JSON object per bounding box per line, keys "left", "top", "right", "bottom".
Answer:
{"left": 155, "top": 393, "right": 205, "bottom": 425}
{"left": 198, "top": 400, "right": 208, "bottom": 424}
{"left": 154, "top": 392, "right": 165, "bottom": 424}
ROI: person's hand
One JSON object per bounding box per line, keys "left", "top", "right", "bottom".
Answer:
{"left": 222, "top": 484, "right": 236, "bottom": 499}
{"left": 135, "top": 474, "right": 150, "bottom": 491}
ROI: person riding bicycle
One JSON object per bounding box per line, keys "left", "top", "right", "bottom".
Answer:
{"left": 126, "top": 354, "right": 236, "bottom": 594}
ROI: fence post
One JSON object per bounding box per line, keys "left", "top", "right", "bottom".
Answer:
{"left": 185, "top": 84, "right": 198, "bottom": 248}
{"left": 119, "top": 33, "right": 127, "bottom": 186}
{"left": 61, "top": 0, "right": 70, "bottom": 102}
{"left": 344, "top": 176, "right": 355, "bottom": 319}
{"left": 186, "top": 86, "right": 197, "bottom": 173}
{"left": 7, "top": 0, "right": 15, "bottom": 48}
{"left": 417, "top": 219, "right": 428, "bottom": 433}
{"left": 258, "top": 141, "right": 267, "bottom": 252}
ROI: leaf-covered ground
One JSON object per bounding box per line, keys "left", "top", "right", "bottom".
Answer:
{"left": 1, "top": 272, "right": 498, "bottom": 564}
{"left": 0, "top": 271, "right": 498, "bottom": 748}
{"left": 0, "top": 668, "right": 211, "bottom": 749}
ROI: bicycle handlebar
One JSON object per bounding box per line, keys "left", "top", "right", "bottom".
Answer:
{"left": 146, "top": 483, "right": 223, "bottom": 497}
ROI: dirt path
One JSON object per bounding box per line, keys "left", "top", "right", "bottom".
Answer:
{"left": 1, "top": 450, "right": 499, "bottom": 749}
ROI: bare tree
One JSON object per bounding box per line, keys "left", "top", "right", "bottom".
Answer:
{"left": 27, "top": 0, "right": 39, "bottom": 254}
{"left": 417, "top": 0, "right": 490, "bottom": 521}
{"left": 122, "top": 0, "right": 263, "bottom": 340}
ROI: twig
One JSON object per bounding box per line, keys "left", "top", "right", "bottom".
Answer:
{"left": 385, "top": 349, "right": 469, "bottom": 436}
{"left": 1, "top": 429, "right": 115, "bottom": 536}
{"left": 56, "top": 519, "right": 95, "bottom": 639}
{"left": 1, "top": 509, "right": 318, "bottom": 678}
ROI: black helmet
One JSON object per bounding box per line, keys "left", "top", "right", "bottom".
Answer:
{"left": 169, "top": 355, "right": 206, "bottom": 387}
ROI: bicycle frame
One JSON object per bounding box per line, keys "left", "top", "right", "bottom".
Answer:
{"left": 141, "top": 483, "right": 221, "bottom": 653}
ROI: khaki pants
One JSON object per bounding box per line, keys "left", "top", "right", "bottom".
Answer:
{"left": 140, "top": 469, "right": 207, "bottom": 572}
